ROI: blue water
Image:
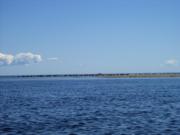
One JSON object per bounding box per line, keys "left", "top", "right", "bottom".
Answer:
{"left": 0, "top": 78, "right": 180, "bottom": 135}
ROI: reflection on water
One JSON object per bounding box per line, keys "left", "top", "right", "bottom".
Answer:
{"left": 0, "top": 78, "right": 180, "bottom": 134}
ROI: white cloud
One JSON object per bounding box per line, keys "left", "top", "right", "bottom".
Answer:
{"left": 165, "top": 59, "right": 178, "bottom": 66}
{"left": 0, "top": 52, "right": 42, "bottom": 66}
{"left": 47, "top": 57, "right": 59, "bottom": 61}
{"left": 14, "top": 52, "right": 42, "bottom": 64}
{"left": 0, "top": 52, "right": 14, "bottom": 65}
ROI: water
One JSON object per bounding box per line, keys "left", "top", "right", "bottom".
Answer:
{"left": 0, "top": 77, "right": 180, "bottom": 135}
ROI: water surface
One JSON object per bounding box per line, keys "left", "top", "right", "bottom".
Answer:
{"left": 0, "top": 77, "right": 180, "bottom": 135}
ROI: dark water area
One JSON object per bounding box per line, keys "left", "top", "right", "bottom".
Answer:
{"left": 0, "top": 77, "right": 180, "bottom": 135}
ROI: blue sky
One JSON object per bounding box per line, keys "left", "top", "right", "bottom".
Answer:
{"left": 0, "top": 0, "right": 180, "bottom": 75}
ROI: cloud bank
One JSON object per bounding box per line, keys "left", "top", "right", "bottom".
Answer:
{"left": 0, "top": 52, "right": 42, "bottom": 66}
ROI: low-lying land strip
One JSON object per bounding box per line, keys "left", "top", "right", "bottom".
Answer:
{"left": 1, "top": 73, "right": 180, "bottom": 78}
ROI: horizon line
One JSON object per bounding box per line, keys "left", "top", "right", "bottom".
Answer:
{"left": 1, "top": 72, "right": 180, "bottom": 77}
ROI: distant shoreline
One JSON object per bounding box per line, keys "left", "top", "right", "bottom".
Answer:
{"left": 1, "top": 73, "right": 180, "bottom": 78}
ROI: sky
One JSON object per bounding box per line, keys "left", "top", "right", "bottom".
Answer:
{"left": 0, "top": 0, "right": 180, "bottom": 75}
